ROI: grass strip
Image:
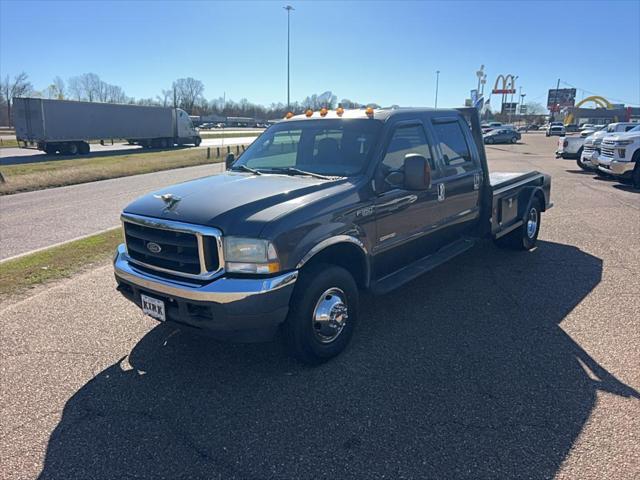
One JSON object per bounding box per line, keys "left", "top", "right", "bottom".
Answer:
{"left": 0, "top": 144, "right": 253, "bottom": 195}
{"left": 0, "top": 228, "right": 123, "bottom": 300}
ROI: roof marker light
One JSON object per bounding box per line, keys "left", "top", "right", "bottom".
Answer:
{"left": 336, "top": 106, "right": 344, "bottom": 117}
{"left": 285, "top": 111, "right": 294, "bottom": 119}
{"left": 320, "top": 107, "right": 328, "bottom": 117}
{"left": 305, "top": 108, "right": 313, "bottom": 117}
{"left": 365, "top": 107, "right": 374, "bottom": 118}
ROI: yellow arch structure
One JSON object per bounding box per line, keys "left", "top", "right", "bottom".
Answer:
{"left": 565, "top": 96, "right": 616, "bottom": 125}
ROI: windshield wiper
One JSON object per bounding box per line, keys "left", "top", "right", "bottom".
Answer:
{"left": 267, "top": 167, "right": 337, "bottom": 180}
{"left": 231, "top": 164, "right": 262, "bottom": 175}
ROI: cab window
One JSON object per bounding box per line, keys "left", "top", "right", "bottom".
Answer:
{"left": 381, "top": 124, "right": 434, "bottom": 172}
{"left": 431, "top": 120, "right": 476, "bottom": 175}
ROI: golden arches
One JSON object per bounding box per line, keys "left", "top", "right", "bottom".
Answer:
{"left": 565, "top": 96, "right": 616, "bottom": 125}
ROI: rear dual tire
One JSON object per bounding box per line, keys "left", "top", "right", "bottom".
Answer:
{"left": 283, "top": 263, "right": 358, "bottom": 365}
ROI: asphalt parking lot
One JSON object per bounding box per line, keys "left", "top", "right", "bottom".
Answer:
{"left": 1, "top": 133, "right": 638, "bottom": 479}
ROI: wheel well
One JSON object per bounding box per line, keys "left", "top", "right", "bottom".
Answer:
{"left": 302, "top": 243, "right": 368, "bottom": 289}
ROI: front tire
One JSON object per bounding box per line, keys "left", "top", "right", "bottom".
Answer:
{"left": 494, "top": 197, "right": 542, "bottom": 250}
{"left": 283, "top": 263, "right": 358, "bottom": 364}
{"left": 194, "top": 136, "right": 202, "bottom": 147}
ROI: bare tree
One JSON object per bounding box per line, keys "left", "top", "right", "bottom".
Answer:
{"left": 172, "top": 77, "right": 204, "bottom": 113}
{"left": 47, "top": 76, "right": 66, "bottom": 99}
{"left": 68, "top": 76, "right": 83, "bottom": 100}
{"left": 157, "top": 89, "right": 172, "bottom": 107}
{"left": 1, "top": 72, "right": 33, "bottom": 126}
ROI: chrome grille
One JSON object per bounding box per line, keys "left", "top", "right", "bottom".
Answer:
{"left": 122, "top": 214, "right": 223, "bottom": 280}
{"left": 600, "top": 147, "right": 615, "bottom": 158}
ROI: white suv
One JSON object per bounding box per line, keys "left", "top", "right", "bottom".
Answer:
{"left": 596, "top": 125, "right": 640, "bottom": 188}
{"left": 578, "top": 122, "right": 639, "bottom": 170}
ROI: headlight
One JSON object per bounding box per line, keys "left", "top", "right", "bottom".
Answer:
{"left": 223, "top": 237, "right": 280, "bottom": 274}
{"left": 614, "top": 140, "right": 634, "bottom": 146}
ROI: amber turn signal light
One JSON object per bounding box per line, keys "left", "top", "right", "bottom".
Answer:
{"left": 285, "top": 111, "right": 294, "bottom": 119}
{"left": 305, "top": 109, "right": 313, "bottom": 117}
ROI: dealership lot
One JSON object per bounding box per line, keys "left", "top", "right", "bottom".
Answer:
{"left": 1, "top": 134, "right": 638, "bottom": 479}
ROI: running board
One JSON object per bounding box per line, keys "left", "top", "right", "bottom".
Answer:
{"left": 371, "top": 238, "right": 476, "bottom": 295}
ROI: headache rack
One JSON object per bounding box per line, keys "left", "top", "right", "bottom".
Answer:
{"left": 121, "top": 213, "right": 224, "bottom": 281}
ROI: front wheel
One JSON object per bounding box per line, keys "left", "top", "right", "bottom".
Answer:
{"left": 194, "top": 136, "right": 202, "bottom": 147}
{"left": 511, "top": 136, "right": 517, "bottom": 144}
{"left": 494, "top": 197, "right": 542, "bottom": 250}
{"left": 485, "top": 137, "right": 494, "bottom": 144}
{"left": 283, "top": 263, "right": 358, "bottom": 364}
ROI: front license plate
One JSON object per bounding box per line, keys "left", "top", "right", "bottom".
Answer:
{"left": 141, "top": 294, "right": 166, "bottom": 321}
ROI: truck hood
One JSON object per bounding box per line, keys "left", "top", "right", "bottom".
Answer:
{"left": 123, "top": 172, "right": 352, "bottom": 237}
{"left": 604, "top": 131, "right": 640, "bottom": 141}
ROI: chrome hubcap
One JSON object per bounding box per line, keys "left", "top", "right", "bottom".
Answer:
{"left": 526, "top": 207, "right": 538, "bottom": 238}
{"left": 312, "top": 288, "right": 348, "bottom": 343}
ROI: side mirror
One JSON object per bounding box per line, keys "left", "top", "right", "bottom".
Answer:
{"left": 403, "top": 154, "right": 431, "bottom": 190}
{"left": 225, "top": 153, "right": 235, "bottom": 169}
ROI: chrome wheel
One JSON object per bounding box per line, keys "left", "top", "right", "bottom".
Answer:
{"left": 312, "top": 287, "right": 348, "bottom": 344}
{"left": 526, "top": 207, "right": 538, "bottom": 238}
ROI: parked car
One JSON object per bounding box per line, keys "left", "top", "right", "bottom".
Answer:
{"left": 481, "top": 122, "right": 502, "bottom": 134}
{"left": 546, "top": 125, "right": 566, "bottom": 137}
{"left": 214, "top": 123, "right": 226, "bottom": 129}
{"left": 595, "top": 125, "right": 640, "bottom": 188}
{"left": 579, "top": 122, "right": 639, "bottom": 171}
{"left": 565, "top": 124, "right": 579, "bottom": 133}
{"left": 113, "top": 107, "right": 552, "bottom": 363}
{"left": 484, "top": 128, "right": 521, "bottom": 144}
{"left": 199, "top": 123, "right": 214, "bottom": 130}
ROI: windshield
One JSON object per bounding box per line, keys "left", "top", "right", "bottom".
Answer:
{"left": 235, "top": 119, "right": 382, "bottom": 176}
{"left": 628, "top": 125, "right": 640, "bottom": 132}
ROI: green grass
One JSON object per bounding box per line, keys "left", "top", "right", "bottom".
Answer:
{"left": 0, "top": 228, "right": 123, "bottom": 300}
{"left": 0, "top": 144, "right": 249, "bottom": 195}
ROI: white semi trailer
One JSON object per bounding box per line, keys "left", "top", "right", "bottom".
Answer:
{"left": 13, "top": 97, "right": 201, "bottom": 155}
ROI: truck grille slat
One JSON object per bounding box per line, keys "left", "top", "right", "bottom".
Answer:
{"left": 123, "top": 220, "right": 220, "bottom": 277}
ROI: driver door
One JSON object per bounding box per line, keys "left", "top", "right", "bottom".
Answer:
{"left": 373, "top": 121, "right": 442, "bottom": 279}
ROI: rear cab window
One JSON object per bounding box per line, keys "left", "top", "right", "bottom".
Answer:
{"left": 431, "top": 117, "right": 478, "bottom": 176}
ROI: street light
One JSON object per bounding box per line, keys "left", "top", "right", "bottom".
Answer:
{"left": 435, "top": 70, "right": 440, "bottom": 109}
{"left": 284, "top": 5, "right": 294, "bottom": 110}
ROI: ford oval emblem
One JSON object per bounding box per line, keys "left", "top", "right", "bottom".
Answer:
{"left": 146, "top": 242, "right": 162, "bottom": 254}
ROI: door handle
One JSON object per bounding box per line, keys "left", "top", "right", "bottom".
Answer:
{"left": 437, "top": 183, "right": 446, "bottom": 202}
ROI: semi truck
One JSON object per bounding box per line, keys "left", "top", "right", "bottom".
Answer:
{"left": 12, "top": 97, "right": 202, "bottom": 155}
{"left": 113, "top": 106, "right": 552, "bottom": 364}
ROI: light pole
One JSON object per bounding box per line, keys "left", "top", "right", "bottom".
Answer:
{"left": 435, "top": 70, "right": 440, "bottom": 108}
{"left": 519, "top": 90, "right": 526, "bottom": 124}
{"left": 284, "top": 5, "right": 294, "bottom": 111}
{"left": 508, "top": 75, "right": 518, "bottom": 124}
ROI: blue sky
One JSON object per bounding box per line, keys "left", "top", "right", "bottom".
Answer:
{"left": 1, "top": 0, "right": 639, "bottom": 109}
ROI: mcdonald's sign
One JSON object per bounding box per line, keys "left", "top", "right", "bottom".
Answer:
{"left": 492, "top": 74, "right": 516, "bottom": 95}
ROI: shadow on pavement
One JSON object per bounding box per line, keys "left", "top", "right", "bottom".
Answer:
{"left": 0, "top": 145, "right": 192, "bottom": 166}
{"left": 612, "top": 184, "right": 639, "bottom": 193}
{"left": 39, "top": 240, "right": 639, "bottom": 479}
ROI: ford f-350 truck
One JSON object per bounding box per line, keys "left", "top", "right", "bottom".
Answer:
{"left": 114, "top": 107, "right": 552, "bottom": 364}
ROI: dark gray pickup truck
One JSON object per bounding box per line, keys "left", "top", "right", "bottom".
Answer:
{"left": 114, "top": 107, "right": 552, "bottom": 363}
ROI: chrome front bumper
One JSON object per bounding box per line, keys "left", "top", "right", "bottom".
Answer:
{"left": 114, "top": 244, "right": 298, "bottom": 341}
{"left": 598, "top": 159, "right": 636, "bottom": 177}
